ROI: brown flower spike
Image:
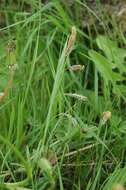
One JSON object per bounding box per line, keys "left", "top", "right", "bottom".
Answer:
{"left": 65, "top": 26, "right": 77, "bottom": 56}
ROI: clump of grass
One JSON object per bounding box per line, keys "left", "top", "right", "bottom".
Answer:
{"left": 42, "top": 25, "right": 77, "bottom": 148}
{"left": 0, "top": 1, "right": 126, "bottom": 190}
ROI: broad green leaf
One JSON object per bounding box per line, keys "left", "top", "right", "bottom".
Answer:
{"left": 89, "top": 50, "right": 125, "bottom": 97}
{"left": 96, "top": 36, "right": 126, "bottom": 74}
{"left": 89, "top": 50, "right": 116, "bottom": 83}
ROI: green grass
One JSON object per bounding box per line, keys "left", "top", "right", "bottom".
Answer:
{"left": 0, "top": 0, "right": 126, "bottom": 189}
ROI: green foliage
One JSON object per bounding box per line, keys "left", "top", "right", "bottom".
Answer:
{"left": 89, "top": 35, "right": 126, "bottom": 98}
{"left": 0, "top": 1, "right": 126, "bottom": 190}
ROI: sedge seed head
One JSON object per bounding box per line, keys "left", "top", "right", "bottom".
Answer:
{"left": 6, "top": 41, "right": 16, "bottom": 54}
{"left": 65, "top": 26, "right": 77, "bottom": 56}
{"left": 102, "top": 111, "right": 111, "bottom": 123}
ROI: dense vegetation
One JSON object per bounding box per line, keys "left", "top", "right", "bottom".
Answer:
{"left": 0, "top": 0, "right": 126, "bottom": 189}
